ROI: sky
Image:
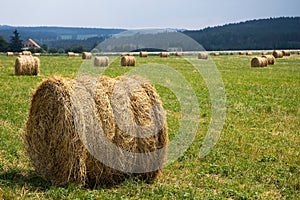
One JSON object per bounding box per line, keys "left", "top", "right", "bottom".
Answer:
{"left": 1, "top": 0, "right": 299, "bottom": 30}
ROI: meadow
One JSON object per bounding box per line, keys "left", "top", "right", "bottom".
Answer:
{"left": 0, "top": 53, "right": 299, "bottom": 199}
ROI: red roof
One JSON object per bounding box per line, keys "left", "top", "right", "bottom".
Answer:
{"left": 26, "top": 38, "right": 41, "bottom": 49}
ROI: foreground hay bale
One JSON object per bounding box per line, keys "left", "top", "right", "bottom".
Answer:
{"left": 251, "top": 57, "right": 268, "bottom": 67}
{"left": 15, "top": 55, "right": 40, "bottom": 75}
{"left": 139, "top": 51, "right": 148, "bottom": 57}
{"left": 282, "top": 50, "right": 291, "bottom": 57}
{"left": 262, "top": 55, "right": 275, "bottom": 65}
{"left": 273, "top": 50, "right": 283, "bottom": 58}
{"left": 25, "top": 75, "right": 168, "bottom": 187}
{"left": 94, "top": 56, "right": 109, "bottom": 67}
{"left": 67, "top": 52, "right": 75, "bottom": 57}
{"left": 160, "top": 52, "right": 169, "bottom": 57}
{"left": 6, "top": 52, "right": 14, "bottom": 56}
{"left": 198, "top": 52, "right": 208, "bottom": 60}
{"left": 82, "top": 52, "right": 92, "bottom": 59}
{"left": 121, "top": 56, "right": 136, "bottom": 66}
{"left": 22, "top": 51, "right": 32, "bottom": 56}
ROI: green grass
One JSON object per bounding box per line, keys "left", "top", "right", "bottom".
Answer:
{"left": 0, "top": 54, "right": 300, "bottom": 199}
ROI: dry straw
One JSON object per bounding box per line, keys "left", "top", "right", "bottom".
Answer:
{"left": 298, "top": 51, "right": 300, "bottom": 55}
{"left": 262, "top": 51, "right": 268, "bottom": 55}
{"left": 246, "top": 51, "right": 253, "bottom": 56}
{"left": 94, "top": 56, "right": 109, "bottom": 67}
{"left": 121, "top": 56, "right": 136, "bottom": 66}
{"left": 15, "top": 55, "right": 40, "bottom": 75}
{"left": 67, "top": 52, "right": 75, "bottom": 57}
{"left": 6, "top": 52, "right": 14, "bottom": 56}
{"left": 160, "top": 52, "right": 169, "bottom": 58}
{"left": 175, "top": 52, "right": 183, "bottom": 57}
{"left": 25, "top": 75, "right": 168, "bottom": 187}
{"left": 82, "top": 52, "right": 92, "bottom": 60}
{"left": 272, "top": 50, "right": 283, "bottom": 58}
{"left": 214, "top": 52, "right": 220, "bottom": 56}
{"left": 139, "top": 51, "right": 148, "bottom": 57}
{"left": 239, "top": 51, "right": 245, "bottom": 55}
{"left": 33, "top": 53, "right": 41, "bottom": 57}
{"left": 262, "top": 55, "right": 275, "bottom": 65}
{"left": 251, "top": 57, "right": 268, "bottom": 67}
{"left": 22, "top": 51, "right": 32, "bottom": 56}
{"left": 198, "top": 52, "right": 208, "bottom": 60}
{"left": 282, "top": 50, "right": 291, "bottom": 57}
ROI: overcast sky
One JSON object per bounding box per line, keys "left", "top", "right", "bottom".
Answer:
{"left": 1, "top": 0, "right": 299, "bottom": 29}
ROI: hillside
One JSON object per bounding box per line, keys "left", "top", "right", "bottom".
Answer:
{"left": 0, "top": 26, "right": 125, "bottom": 50}
{"left": 183, "top": 17, "right": 300, "bottom": 50}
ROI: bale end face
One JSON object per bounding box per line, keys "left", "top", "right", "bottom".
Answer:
{"left": 251, "top": 57, "right": 268, "bottom": 68}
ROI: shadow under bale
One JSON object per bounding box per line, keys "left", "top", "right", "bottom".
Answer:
{"left": 25, "top": 75, "right": 168, "bottom": 187}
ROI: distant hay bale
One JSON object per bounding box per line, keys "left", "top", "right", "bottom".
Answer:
{"left": 262, "top": 51, "right": 268, "bottom": 55}
{"left": 160, "top": 52, "right": 169, "bottom": 58}
{"left": 94, "top": 56, "right": 109, "bottom": 67}
{"left": 25, "top": 75, "right": 168, "bottom": 187}
{"left": 239, "top": 51, "right": 245, "bottom": 55}
{"left": 272, "top": 50, "right": 283, "bottom": 58}
{"left": 282, "top": 50, "right": 291, "bottom": 57}
{"left": 139, "top": 51, "right": 148, "bottom": 57}
{"left": 175, "top": 52, "right": 183, "bottom": 56}
{"left": 22, "top": 51, "right": 32, "bottom": 56}
{"left": 82, "top": 52, "right": 92, "bottom": 59}
{"left": 15, "top": 55, "right": 40, "bottom": 75}
{"left": 246, "top": 51, "right": 253, "bottom": 56}
{"left": 6, "top": 52, "right": 14, "bottom": 56}
{"left": 33, "top": 53, "right": 41, "bottom": 57}
{"left": 298, "top": 51, "right": 300, "bottom": 55}
{"left": 214, "top": 52, "right": 220, "bottom": 56}
{"left": 198, "top": 52, "right": 208, "bottom": 60}
{"left": 74, "top": 53, "right": 80, "bottom": 57}
{"left": 67, "top": 52, "right": 75, "bottom": 57}
{"left": 251, "top": 57, "right": 268, "bottom": 68}
{"left": 262, "top": 55, "right": 275, "bottom": 65}
{"left": 121, "top": 56, "right": 136, "bottom": 66}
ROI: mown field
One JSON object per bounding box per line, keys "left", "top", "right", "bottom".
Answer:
{"left": 0, "top": 53, "right": 299, "bottom": 199}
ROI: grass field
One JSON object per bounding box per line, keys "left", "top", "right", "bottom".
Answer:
{"left": 0, "top": 54, "right": 299, "bottom": 199}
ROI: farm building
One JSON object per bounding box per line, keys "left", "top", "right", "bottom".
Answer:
{"left": 23, "top": 38, "right": 41, "bottom": 50}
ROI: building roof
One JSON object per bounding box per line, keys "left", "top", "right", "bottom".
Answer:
{"left": 25, "top": 38, "right": 41, "bottom": 49}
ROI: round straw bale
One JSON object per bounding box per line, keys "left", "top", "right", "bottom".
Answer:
{"left": 239, "top": 51, "right": 245, "bottom": 55}
{"left": 15, "top": 55, "right": 40, "bottom": 75}
{"left": 246, "top": 51, "right": 253, "bottom": 56}
{"left": 67, "top": 52, "right": 75, "bottom": 57}
{"left": 25, "top": 75, "right": 168, "bottom": 187}
{"left": 22, "top": 51, "right": 32, "bottom": 56}
{"left": 33, "top": 53, "right": 41, "bottom": 57}
{"left": 198, "top": 52, "right": 208, "bottom": 60}
{"left": 121, "top": 56, "right": 136, "bottom": 66}
{"left": 94, "top": 56, "right": 109, "bottom": 67}
{"left": 262, "top": 51, "right": 268, "bottom": 55}
{"left": 175, "top": 52, "right": 183, "bottom": 57}
{"left": 6, "top": 52, "right": 14, "bottom": 56}
{"left": 214, "top": 52, "right": 220, "bottom": 56}
{"left": 272, "top": 50, "right": 283, "bottom": 58}
{"left": 139, "top": 51, "right": 148, "bottom": 57}
{"left": 298, "top": 51, "right": 300, "bottom": 55}
{"left": 251, "top": 57, "right": 268, "bottom": 68}
{"left": 82, "top": 52, "right": 92, "bottom": 59}
{"left": 262, "top": 55, "right": 275, "bottom": 65}
{"left": 282, "top": 50, "right": 291, "bottom": 57}
{"left": 160, "top": 52, "right": 169, "bottom": 58}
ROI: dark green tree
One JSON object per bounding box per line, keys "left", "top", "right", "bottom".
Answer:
{"left": 0, "top": 35, "right": 9, "bottom": 52}
{"left": 9, "top": 30, "right": 23, "bottom": 52}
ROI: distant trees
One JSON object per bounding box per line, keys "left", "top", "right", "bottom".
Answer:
{"left": 0, "top": 35, "right": 9, "bottom": 52}
{"left": 9, "top": 30, "right": 23, "bottom": 52}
